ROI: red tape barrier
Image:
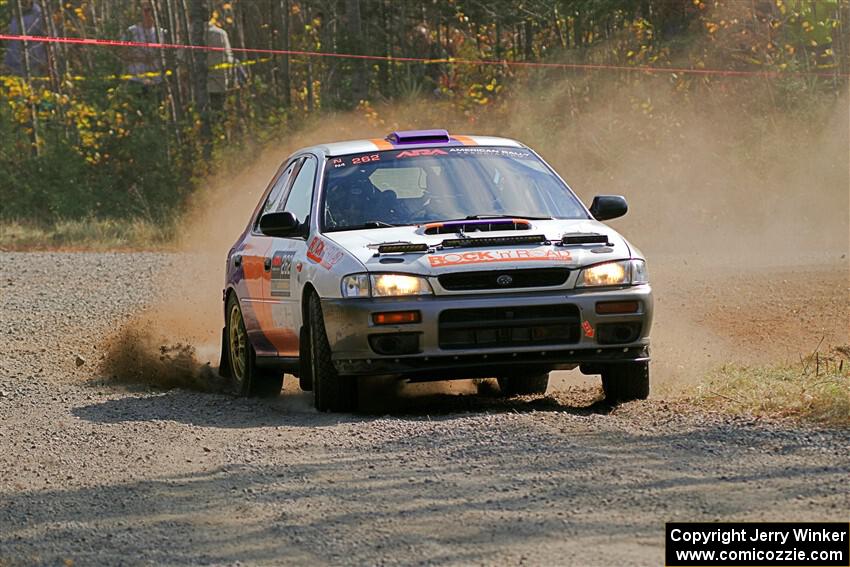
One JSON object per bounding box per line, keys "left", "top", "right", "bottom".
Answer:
{"left": 1, "top": 33, "right": 848, "bottom": 79}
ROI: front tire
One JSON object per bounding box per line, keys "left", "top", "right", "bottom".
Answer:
{"left": 601, "top": 361, "right": 650, "bottom": 403}
{"left": 225, "top": 294, "right": 283, "bottom": 398}
{"left": 307, "top": 293, "right": 357, "bottom": 412}
{"left": 497, "top": 372, "right": 549, "bottom": 396}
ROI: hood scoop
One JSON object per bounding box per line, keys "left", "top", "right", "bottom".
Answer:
{"left": 560, "top": 232, "right": 612, "bottom": 246}
{"left": 423, "top": 218, "right": 531, "bottom": 235}
{"left": 441, "top": 234, "right": 547, "bottom": 249}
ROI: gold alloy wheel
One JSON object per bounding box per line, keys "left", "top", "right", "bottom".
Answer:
{"left": 228, "top": 302, "right": 248, "bottom": 385}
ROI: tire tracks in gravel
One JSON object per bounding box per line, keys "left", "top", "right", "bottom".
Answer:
{"left": 0, "top": 251, "right": 848, "bottom": 566}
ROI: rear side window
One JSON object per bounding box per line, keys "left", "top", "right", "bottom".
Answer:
{"left": 282, "top": 156, "right": 317, "bottom": 224}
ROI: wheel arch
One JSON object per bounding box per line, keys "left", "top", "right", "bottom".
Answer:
{"left": 219, "top": 287, "right": 240, "bottom": 378}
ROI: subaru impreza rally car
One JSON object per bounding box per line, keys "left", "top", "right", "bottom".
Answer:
{"left": 220, "top": 129, "right": 652, "bottom": 412}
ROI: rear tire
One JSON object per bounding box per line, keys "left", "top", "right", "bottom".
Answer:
{"left": 601, "top": 361, "right": 650, "bottom": 403}
{"left": 497, "top": 372, "right": 549, "bottom": 396}
{"left": 225, "top": 294, "right": 283, "bottom": 398}
{"left": 307, "top": 293, "right": 357, "bottom": 412}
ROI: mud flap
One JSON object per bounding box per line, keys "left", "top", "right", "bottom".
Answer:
{"left": 298, "top": 325, "right": 312, "bottom": 391}
{"left": 218, "top": 326, "right": 231, "bottom": 378}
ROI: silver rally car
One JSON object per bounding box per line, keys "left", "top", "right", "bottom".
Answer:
{"left": 220, "top": 129, "right": 653, "bottom": 411}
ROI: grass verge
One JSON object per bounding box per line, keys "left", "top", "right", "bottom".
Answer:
{"left": 0, "top": 219, "right": 175, "bottom": 251}
{"left": 692, "top": 345, "right": 850, "bottom": 427}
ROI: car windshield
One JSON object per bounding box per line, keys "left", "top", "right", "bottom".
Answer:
{"left": 320, "top": 146, "right": 588, "bottom": 231}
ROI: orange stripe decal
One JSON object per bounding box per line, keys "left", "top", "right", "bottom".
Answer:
{"left": 369, "top": 138, "right": 394, "bottom": 150}
{"left": 452, "top": 135, "right": 478, "bottom": 146}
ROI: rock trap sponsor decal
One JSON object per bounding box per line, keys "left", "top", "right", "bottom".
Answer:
{"left": 428, "top": 249, "right": 572, "bottom": 267}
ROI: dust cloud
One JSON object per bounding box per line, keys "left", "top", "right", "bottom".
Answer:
{"left": 97, "top": 73, "right": 850, "bottom": 398}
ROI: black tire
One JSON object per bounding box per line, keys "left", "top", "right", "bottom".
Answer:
{"left": 298, "top": 326, "right": 313, "bottom": 391}
{"left": 497, "top": 372, "right": 550, "bottom": 396}
{"left": 225, "top": 294, "right": 283, "bottom": 398}
{"left": 601, "top": 361, "right": 650, "bottom": 403}
{"left": 307, "top": 293, "right": 357, "bottom": 412}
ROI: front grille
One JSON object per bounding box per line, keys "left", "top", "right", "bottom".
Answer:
{"left": 438, "top": 268, "right": 570, "bottom": 291}
{"left": 439, "top": 304, "right": 580, "bottom": 350}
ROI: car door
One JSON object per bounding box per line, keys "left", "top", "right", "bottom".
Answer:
{"left": 238, "top": 158, "right": 300, "bottom": 355}
{"left": 263, "top": 155, "right": 318, "bottom": 357}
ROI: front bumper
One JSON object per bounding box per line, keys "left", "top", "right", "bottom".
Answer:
{"left": 321, "top": 285, "right": 652, "bottom": 377}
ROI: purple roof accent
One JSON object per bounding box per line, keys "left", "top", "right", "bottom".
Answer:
{"left": 386, "top": 129, "right": 450, "bottom": 145}
{"left": 440, "top": 218, "right": 522, "bottom": 226}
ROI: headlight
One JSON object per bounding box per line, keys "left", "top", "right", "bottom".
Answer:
{"left": 577, "top": 259, "right": 648, "bottom": 287}
{"left": 371, "top": 274, "right": 433, "bottom": 297}
{"left": 341, "top": 274, "right": 370, "bottom": 298}
{"left": 341, "top": 273, "right": 433, "bottom": 297}
{"left": 631, "top": 259, "right": 648, "bottom": 284}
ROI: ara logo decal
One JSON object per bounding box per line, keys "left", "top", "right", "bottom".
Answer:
{"left": 396, "top": 149, "right": 448, "bottom": 158}
{"left": 582, "top": 320, "right": 595, "bottom": 338}
{"left": 270, "top": 251, "right": 296, "bottom": 297}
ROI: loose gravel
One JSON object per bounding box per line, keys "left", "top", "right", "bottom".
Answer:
{"left": 0, "top": 252, "right": 847, "bottom": 566}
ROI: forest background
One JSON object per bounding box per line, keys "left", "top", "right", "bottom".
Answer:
{"left": 0, "top": 0, "right": 847, "bottom": 246}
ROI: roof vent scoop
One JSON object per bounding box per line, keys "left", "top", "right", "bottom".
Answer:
{"left": 386, "top": 129, "right": 450, "bottom": 145}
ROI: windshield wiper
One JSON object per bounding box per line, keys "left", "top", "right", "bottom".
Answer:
{"left": 327, "top": 220, "right": 401, "bottom": 232}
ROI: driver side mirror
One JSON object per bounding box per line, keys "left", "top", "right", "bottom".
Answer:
{"left": 589, "top": 195, "right": 628, "bottom": 221}
{"left": 259, "top": 211, "right": 300, "bottom": 237}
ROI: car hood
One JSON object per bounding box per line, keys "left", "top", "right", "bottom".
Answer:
{"left": 322, "top": 219, "right": 635, "bottom": 275}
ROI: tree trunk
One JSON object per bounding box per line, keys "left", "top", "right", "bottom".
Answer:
{"left": 190, "top": 0, "right": 211, "bottom": 160}
{"left": 306, "top": 2, "right": 315, "bottom": 112}
{"left": 39, "top": 0, "right": 60, "bottom": 91}
{"left": 345, "top": 0, "right": 366, "bottom": 105}
{"left": 378, "top": 0, "right": 390, "bottom": 96}
{"left": 281, "top": 0, "right": 292, "bottom": 107}
{"left": 12, "top": 0, "right": 40, "bottom": 156}
{"left": 495, "top": 16, "right": 502, "bottom": 60}
{"left": 319, "top": 0, "right": 338, "bottom": 109}
{"left": 161, "top": 0, "right": 185, "bottom": 121}
{"left": 552, "top": 5, "right": 565, "bottom": 49}
{"left": 574, "top": 13, "right": 583, "bottom": 49}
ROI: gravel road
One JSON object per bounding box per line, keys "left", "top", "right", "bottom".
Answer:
{"left": 1, "top": 252, "right": 848, "bottom": 566}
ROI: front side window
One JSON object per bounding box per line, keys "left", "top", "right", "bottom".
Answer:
{"left": 283, "top": 156, "right": 317, "bottom": 224}
{"left": 261, "top": 159, "right": 300, "bottom": 217}
{"left": 321, "top": 147, "right": 588, "bottom": 231}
